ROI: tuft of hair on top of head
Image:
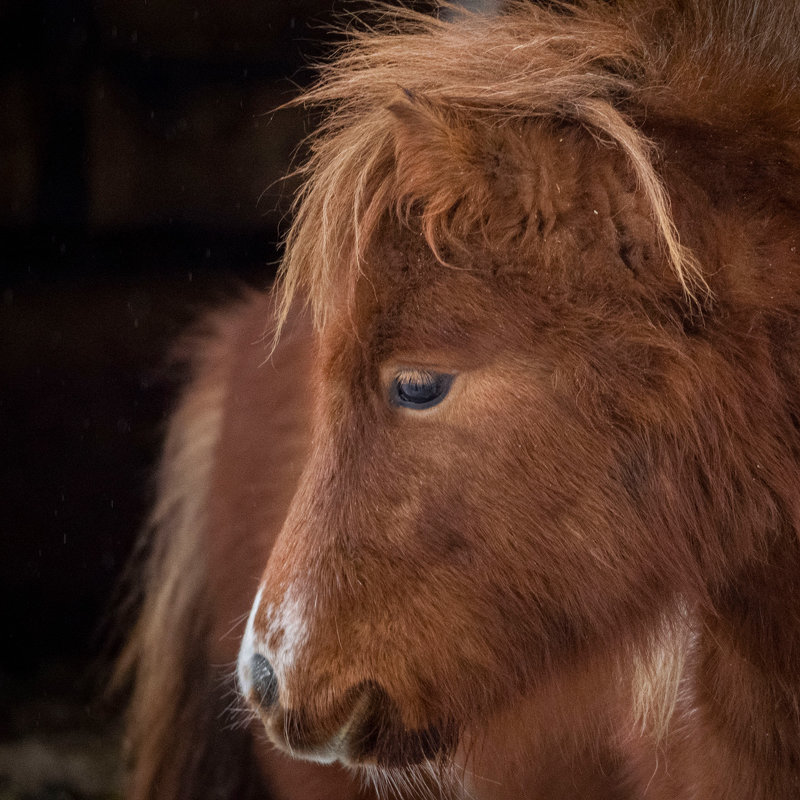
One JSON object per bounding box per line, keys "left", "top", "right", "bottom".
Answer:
{"left": 268, "top": 0, "right": 800, "bottom": 342}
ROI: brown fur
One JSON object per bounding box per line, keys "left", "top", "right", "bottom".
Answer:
{"left": 121, "top": 2, "right": 800, "bottom": 798}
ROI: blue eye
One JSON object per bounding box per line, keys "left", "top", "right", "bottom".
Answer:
{"left": 390, "top": 370, "right": 454, "bottom": 409}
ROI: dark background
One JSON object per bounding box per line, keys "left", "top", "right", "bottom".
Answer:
{"left": 0, "top": 1, "right": 421, "bottom": 795}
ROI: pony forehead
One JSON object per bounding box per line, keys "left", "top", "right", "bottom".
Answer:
{"left": 274, "top": 0, "right": 800, "bottom": 334}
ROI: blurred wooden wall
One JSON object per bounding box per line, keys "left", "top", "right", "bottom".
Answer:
{"left": 0, "top": 0, "right": 350, "bottom": 689}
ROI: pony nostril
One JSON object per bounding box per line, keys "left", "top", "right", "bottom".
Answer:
{"left": 250, "top": 653, "right": 279, "bottom": 709}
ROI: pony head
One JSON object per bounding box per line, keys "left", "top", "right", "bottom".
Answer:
{"left": 236, "top": 2, "right": 799, "bottom": 782}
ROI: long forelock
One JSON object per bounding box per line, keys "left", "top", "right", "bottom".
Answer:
{"left": 273, "top": 0, "right": 800, "bottom": 337}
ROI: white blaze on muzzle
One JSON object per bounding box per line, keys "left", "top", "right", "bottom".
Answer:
{"left": 237, "top": 582, "right": 312, "bottom": 702}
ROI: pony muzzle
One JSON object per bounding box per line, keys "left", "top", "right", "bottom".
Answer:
{"left": 244, "top": 658, "right": 381, "bottom": 765}
{"left": 243, "top": 655, "right": 453, "bottom": 767}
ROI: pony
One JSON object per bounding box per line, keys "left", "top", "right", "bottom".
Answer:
{"left": 119, "top": 2, "right": 800, "bottom": 798}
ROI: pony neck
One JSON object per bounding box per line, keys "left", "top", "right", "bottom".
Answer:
{"left": 627, "top": 537, "right": 800, "bottom": 800}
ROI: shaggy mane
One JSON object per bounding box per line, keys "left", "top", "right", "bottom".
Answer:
{"left": 275, "top": 0, "right": 800, "bottom": 334}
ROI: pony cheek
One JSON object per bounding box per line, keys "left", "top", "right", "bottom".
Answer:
{"left": 234, "top": 389, "right": 651, "bottom": 764}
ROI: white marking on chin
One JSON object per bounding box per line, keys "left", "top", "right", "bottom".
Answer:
{"left": 298, "top": 687, "right": 373, "bottom": 765}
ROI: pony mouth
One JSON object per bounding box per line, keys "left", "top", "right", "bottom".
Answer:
{"left": 255, "top": 681, "right": 456, "bottom": 768}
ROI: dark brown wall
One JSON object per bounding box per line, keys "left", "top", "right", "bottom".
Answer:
{"left": 0, "top": 0, "right": 346, "bottom": 701}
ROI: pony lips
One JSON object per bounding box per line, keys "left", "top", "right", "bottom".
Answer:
{"left": 246, "top": 667, "right": 451, "bottom": 767}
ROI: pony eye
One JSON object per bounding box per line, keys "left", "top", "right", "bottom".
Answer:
{"left": 390, "top": 370, "right": 454, "bottom": 410}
